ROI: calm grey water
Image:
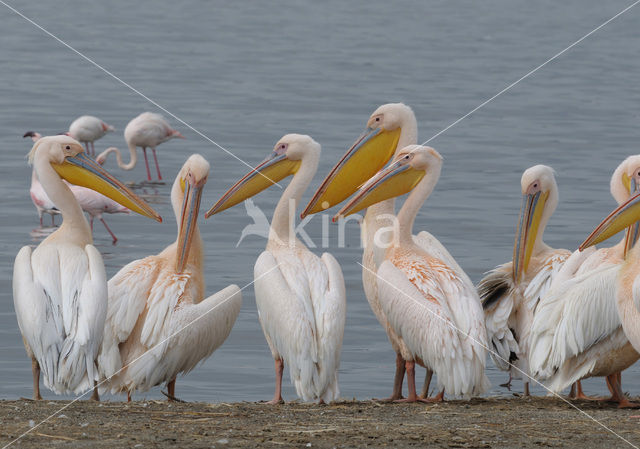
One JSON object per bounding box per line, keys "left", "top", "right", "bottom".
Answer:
{"left": 1, "top": 0, "right": 639, "bottom": 402}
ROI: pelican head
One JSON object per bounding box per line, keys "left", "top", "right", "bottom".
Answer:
{"left": 512, "top": 165, "right": 557, "bottom": 282}
{"left": 175, "top": 154, "right": 209, "bottom": 273}
{"left": 206, "top": 134, "right": 319, "bottom": 217}
{"left": 581, "top": 155, "right": 640, "bottom": 254}
{"left": 301, "top": 103, "right": 415, "bottom": 218}
{"left": 29, "top": 135, "right": 161, "bottom": 222}
{"left": 332, "top": 145, "right": 441, "bottom": 221}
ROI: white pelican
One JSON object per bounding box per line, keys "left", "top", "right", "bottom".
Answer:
{"left": 24, "top": 131, "right": 130, "bottom": 242}
{"left": 528, "top": 156, "right": 640, "bottom": 407}
{"left": 334, "top": 145, "right": 489, "bottom": 402}
{"left": 68, "top": 115, "right": 115, "bottom": 157}
{"left": 478, "top": 165, "right": 570, "bottom": 396}
{"left": 98, "top": 154, "right": 242, "bottom": 401}
{"left": 13, "top": 135, "right": 160, "bottom": 400}
{"left": 96, "top": 112, "right": 184, "bottom": 182}
{"left": 302, "top": 103, "right": 466, "bottom": 400}
{"left": 207, "top": 134, "right": 346, "bottom": 404}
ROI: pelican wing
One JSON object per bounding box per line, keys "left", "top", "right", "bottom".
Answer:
{"left": 528, "top": 263, "right": 621, "bottom": 379}
{"left": 377, "top": 255, "right": 489, "bottom": 398}
{"left": 523, "top": 251, "right": 571, "bottom": 312}
{"left": 414, "top": 231, "right": 473, "bottom": 286}
{"left": 254, "top": 250, "right": 320, "bottom": 402}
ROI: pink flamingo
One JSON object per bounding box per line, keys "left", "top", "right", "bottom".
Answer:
{"left": 68, "top": 115, "right": 115, "bottom": 157}
{"left": 96, "top": 112, "right": 184, "bottom": 181}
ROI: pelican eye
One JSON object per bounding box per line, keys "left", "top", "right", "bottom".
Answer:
{"left": 65, "top": 145, "right": 71, "bottom": 150}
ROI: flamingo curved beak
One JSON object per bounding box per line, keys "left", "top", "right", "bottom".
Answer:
{"left": 300, "top": 126, "right": 401, "bottom": 218}
{"left": 205, "top": 151, "right": 300, "bottom": 217}
{"left": 52, "top": 151, "right": 162, "bottom": 222}
{"left": 332, "top": 155, "right": 425, "bottom": 221}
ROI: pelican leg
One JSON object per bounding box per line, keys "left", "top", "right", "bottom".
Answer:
{"left": 524, "top": 381, "right": 530, "bottom": 397}
{"left": 606, "top": 372, "right": 639, "bottom": 408}
{"left": 571, "top": 380, "right": 600, "bottom": 400}
{"left": 32, "top": 359, "right": 42, "bottom": 400}
{"left": 419, "top": 369, "right": 433, "bottom": 399}
{"left": 142, "top": 147, "right": 152, "bottom": 181}
{"left": 91, "top": 381, "right": 100, "bottom": 401}
{"left": 266, "top": 358, "right": 284, "bottom": 404}
{"left": 100, "top": 218, "right": 118, "bottom": 244}
{"left": 127, "top": 391, "right": 131, "bottom": 402}
{"left": 376, "top": 353, "right": 405, "bottom": 401}
{"left": 395, "top": 361, "right": 430, "bottom": 403}
{"left": 167, "top": 378, "right": 176, "bottom": 399}
{"left": 151, "top": 148, "right": 162, "bottom": 181}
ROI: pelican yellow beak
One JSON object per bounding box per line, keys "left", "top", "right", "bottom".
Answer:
{"left": 300, "top": 126, "right": 401, "bottom": 218}
{"left": 622, "top": 174, "right": 640, "bottom": 257}
{"left": 53, "top": 152, "right": 161, "bottom": 222}
{"left": 332, "top": 156, "right": 424, "bottom": 221}
{"left": 581, "top": 184, "right": 640, "bottom": 253}
{"left": 512, "top": 190, "right": 548, "bottom": 282}
{"left": 205, "top": 151, "right": 300, "bottom": 217}
{"left": 176, "top": 175, "right": 205, "bottom": 273}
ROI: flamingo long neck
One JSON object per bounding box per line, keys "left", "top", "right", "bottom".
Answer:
{"left": 268, "top": 154, "right": 318, "bottom": 248}
{"left": 170, "top": 178, "right": 203, "bottom": 272}
{"left": 362, "top": 115, "right": 418, "bottom": 253}
{"left": 397, "top": 166, "right": 441, "bottom": 247}
{"left": 33, "top": 156, "right": 92, "bottom": 245}
{"left": 101, "top": 141, "right": 138, "bottom": 170}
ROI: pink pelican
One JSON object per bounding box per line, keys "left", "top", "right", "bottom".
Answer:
{"left": 96, "top": 112, "right": 184, "bottom": 182}
{"left": 98, "top": 154, "right": 241, "bottom": 401}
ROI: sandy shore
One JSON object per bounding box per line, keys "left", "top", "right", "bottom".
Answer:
{"left": 1, "top": 397, "right": 639, "bottom": 448}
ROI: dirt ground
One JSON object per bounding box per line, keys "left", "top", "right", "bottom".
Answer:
{"left": 1, "top": 396, "right": 639, "bottom": 448}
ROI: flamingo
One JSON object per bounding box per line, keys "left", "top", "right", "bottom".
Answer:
{"left": 24, "top": 131, "right": 131, "bottom": 243}
{"left": 13, "top": 135, "right": 160, "bottom": 400}
{"left": 529, "top": 155, "right": 640, "bottom": 407}
{"left": 96, "top": 112, "right": 184, "bottom": 182}
{"left": 207, "top": 134, "right": 346, "bottom": 404}
{"left": 301, "top": 103, "right": 465, "bottom": 400}
{"left": 477, "top": 165, "right": 571, "bottom": 396}
{"left": 333, "top": 145, "right": 490, "bottom": 402}
{"left": 68, "top": 115, "right": 115, "bottom": 157}
{"left": 97, "top": 154, "right": 242, "bottom": 401}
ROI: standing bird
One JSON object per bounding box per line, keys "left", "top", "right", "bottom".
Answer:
{"left": 24, "top": 131, "right": 59, "bottom": 226}
{"left": 68, "top": 115, "right": 115, "bottom": 157}
{"left": 477, "top": 165, "right": 570, "bottom": 396}
{"left": 13, "top": 135, "right": 160, "bottom": 400}
{"left": 98, "top": 154, "right": 242, "bottom": 401}
{"left": 24, "top": 131, "right": 131, "bottom": 242}
{"left": 302, "top": 103, "right": 465, "bottom": 400}
{"left": 96, "top": 112, "right": 184, "bottom": 182}
{"left": 528, "top": 156, "right": 640, "bottom": 407}
{"left": 207, "top": 134, "right": 346, "bottom": 404}
{"left": 334, "top": 146, "right": 490, "bottom": 402}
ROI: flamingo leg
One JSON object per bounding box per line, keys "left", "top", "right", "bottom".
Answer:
{"left": 151, "top": 148, "right": 162, "bottom": 181}
{"left": 266, "top": 358, "right": 284, "bottom": 404}
{"left": 395, "top": 361, "right": 431, "bottom": 403}
{"left": 39, "top": 214, "right": 43, "bottom": 227}
{"left": 90, "top": 141, "right": 95, "bottom": 157}
{"left": 89, "top": 216, "right": 94, "bottom": 232}
{"left": 84, "top": 142, "right": 91, "bottom": 155}
{"left": 32, "top": 359, "right": 42, "bottom": 400}
{"left": 419, "top": 369, "right": 433, "bottom": 399}
{"left": 51, "top": 213, "right": 55, "bottom": 227}
{"left": 142, "top": 147, "right": 152, "bottom": 181}
{"left": 100, "top": 218, "right": 118, "bottom": 244}
{"left": 500, "top": 373, "right": 513, "bottom": 390}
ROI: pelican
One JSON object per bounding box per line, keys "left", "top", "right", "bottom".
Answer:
{"left": 13, "top": 135, "right": 160, "bottom": 400}
{"left": 96, "top": 112, "right": 184, "bottom": 182}
{"left": 207, "top": 134, "right": 346, "bottom": 404}
{"left": 24, "top": 131, "right": 130, "bottom": 242}
{"left": 528, "top": 156, "right": 640, "bottom": 407}
{"left": 334, "top": 145, "right": 489, "bottom": 402}
{"left": 68, "top": 115, "right": 115, "bottom": 157}
{"left": 98, "top": 154, "right": 242, "bottom": 401}
{"left": 301, "top": 103, "right": 466, "bottom": 400}
{"left": 478, "top": 165, "right": 570, "bottom": 396}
